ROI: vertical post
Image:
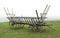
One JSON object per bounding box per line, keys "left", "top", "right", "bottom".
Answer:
{"left": 35, "top": 10, "right": 40, "bottom": 22}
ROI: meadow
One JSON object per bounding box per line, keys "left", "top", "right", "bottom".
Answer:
{"left": 0, "top": 21, "right": 60, "bottom": 38}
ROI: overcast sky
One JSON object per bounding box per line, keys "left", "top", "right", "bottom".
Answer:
{"left": 0, "top": 0, "right": 60, "bottom": 21}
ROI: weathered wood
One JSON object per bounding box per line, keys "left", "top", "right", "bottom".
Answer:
{"left": 5, "top": 4, "right": 54, "bottom": 32}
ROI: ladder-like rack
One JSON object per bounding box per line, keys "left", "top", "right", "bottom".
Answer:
{"left": 4, "top": 4, "right": 55, "bottom": 31}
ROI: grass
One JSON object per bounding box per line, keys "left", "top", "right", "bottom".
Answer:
{"left": 0, "top": 21, "right": 60, "bottom": 38}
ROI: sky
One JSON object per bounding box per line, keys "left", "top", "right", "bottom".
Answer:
{"left": 0, "top": 0, "right": 60, "bottom": 22}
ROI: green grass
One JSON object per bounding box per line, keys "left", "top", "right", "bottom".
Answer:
{"left": 0, "top": 21, "right": 60, "bottom": 38}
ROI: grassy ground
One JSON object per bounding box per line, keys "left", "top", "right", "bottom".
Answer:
{"left": 0, "top": 21, "right": 60, "bottom": 38}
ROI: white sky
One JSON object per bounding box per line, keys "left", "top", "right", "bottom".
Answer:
{"left": 0, "top": 0, "right": 60, "bottom": 19}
